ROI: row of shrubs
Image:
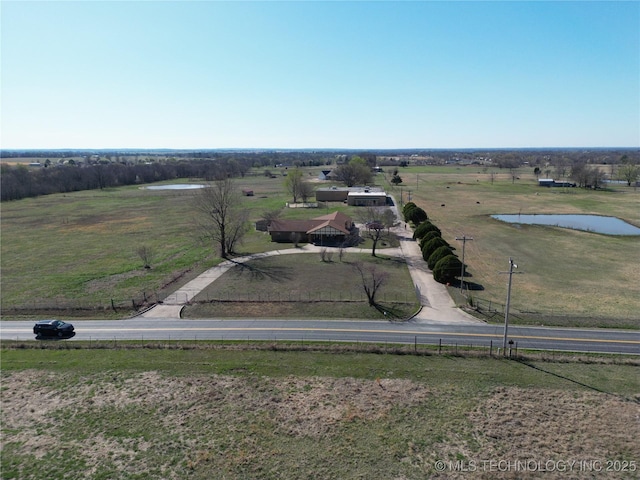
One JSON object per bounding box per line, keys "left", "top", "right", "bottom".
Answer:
{"left": 403, "top": 202, "right": 463, "bottom": 285}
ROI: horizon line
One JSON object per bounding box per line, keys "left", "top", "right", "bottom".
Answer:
{"left": 2, "top": 146, "right": 639, "bottom": 152}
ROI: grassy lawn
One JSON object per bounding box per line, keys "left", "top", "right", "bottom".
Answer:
{"left": 184, "top": 252, "right": 418, "bottom": 320}
{"left": 2, "top": 165, "right": 639, "bottom": 325}
{"left": 2, "top": 347, "right": 638, "bottom": 479}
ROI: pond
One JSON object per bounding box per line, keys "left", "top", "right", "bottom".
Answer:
{"left": 491, "top": 214, "right": 640, "bottom": 236}
{"left": 143, "top": 184, "right": 206, "bottom": 190}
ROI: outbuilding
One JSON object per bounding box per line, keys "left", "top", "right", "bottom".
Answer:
{"left": 347, "top": 189, "right": 388, "bottom": 206}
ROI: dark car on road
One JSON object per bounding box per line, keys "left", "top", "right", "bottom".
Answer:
{"left": 33, "top": 320, "right": 75, "bottom": 339}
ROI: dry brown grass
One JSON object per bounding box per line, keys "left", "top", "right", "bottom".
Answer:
{"left": 2, "top": 369, "right": 638, "bottom": 479}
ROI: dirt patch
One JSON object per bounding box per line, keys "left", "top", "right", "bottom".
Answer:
{"left": 271, "top": 376, "right": 431, "bottom": 436}
{"left": 468, "top": 387, "right": 640, "bottom": 461}
{"left": 2, "top": 371, "right": 638, "bottom": 479}
{"left": 1, "top": 371, "right": 431, "bottom": 451}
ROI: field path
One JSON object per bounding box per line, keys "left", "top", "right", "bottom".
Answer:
{"left": 143, "top": 218, "right": 482, "bottom": 325}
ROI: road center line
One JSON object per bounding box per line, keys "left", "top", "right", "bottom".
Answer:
{"left": 42, "top": 327, "right": 640, "bottom": 345}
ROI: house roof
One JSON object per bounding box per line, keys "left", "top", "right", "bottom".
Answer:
{"left": 313, "top": 211, "right": 352, "bottom": 225}
{"left": 347, "top": 190, "right": 386, "bottom": 197}
{"left": 268, "top": 219, "right": 317, "bottom": 234}
{"left": 307, "top": 220, "right": 350, "bottom": 235}
{"left": 268, "top": 211, "right": 352, "bottom": 235}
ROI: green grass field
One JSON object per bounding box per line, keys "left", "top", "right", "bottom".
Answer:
{"left": 2, "top": 346, "right": 638, "bottom": 479}
{"left": 1, "top": 166, "right": 639, "bottom": 325}
{"left": 184, "top": 252, "right": 418, "bottom": 320}
{"left": 387, "top": 166, "right": 640, "bottom": 323}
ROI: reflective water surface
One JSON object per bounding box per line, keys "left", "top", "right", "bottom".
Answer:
{"left": 144, "top": 184, "right": 206, "bottom": 190}
{"left": 491, "top": 214, "right": 640, "bottom": 235}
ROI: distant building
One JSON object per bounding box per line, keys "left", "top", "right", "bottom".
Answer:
{"left": 347, "top": 189, "right": 388, "bottom": 206}
{"left": 539, "top": 179, "right": 576, "bottom": 188}
{"left": 315, "top": 186, "right": 388, "bottom": 206}
{"left": 316, "top": 186, "right": 350, "bottom": 202}
{"left": 318, "top": 170, "right": 335, "bottom": 181}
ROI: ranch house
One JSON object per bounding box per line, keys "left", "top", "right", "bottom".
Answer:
{"left": 267, "top": 211, "right": 355, "bottom": 246}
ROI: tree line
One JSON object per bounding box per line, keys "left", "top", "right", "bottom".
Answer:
{"left": 0, "top": 156, "right": 275, "bottom": 202}
{"left": 0, "top": 161, "right": 215, "bottom": 201}
{"left": 0, "top": 150, "right": 344, "bottom": 202}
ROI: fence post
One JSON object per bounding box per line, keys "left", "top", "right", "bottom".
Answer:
{"left": 438, "top": 339, "right": 442, "bottom": 354}
{"left": 489, "top": 340, "right": 493, "bottom": 356}
{"left": 414, "top": 336, "right": 417, "bottom": 352}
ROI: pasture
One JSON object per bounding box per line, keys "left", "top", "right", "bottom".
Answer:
{"left": 386, "top": 166, "right": 639, "bottom": 326}
{"left": 1, "top": 346, "right": 638, "bottom": 479}
{"left": 1, "top": 165, "right": 638, "bottom": 326}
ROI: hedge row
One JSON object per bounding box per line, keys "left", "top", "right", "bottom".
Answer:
{"left": 403, "top": 202, "right": 464, "bottom": 285}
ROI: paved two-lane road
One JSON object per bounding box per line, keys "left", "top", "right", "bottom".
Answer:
{"left": 2, "top": 319, "right": 638, "bottom": 355}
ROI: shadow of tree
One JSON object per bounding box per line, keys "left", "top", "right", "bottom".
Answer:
{"left": 372, "top": 302, "right": 408, "bottom": 321}
{"left": 228, "top": 259, "right": 293, "bottom": 283}
{"left": 462, "top": 281, "right": 484, "bottom": 291}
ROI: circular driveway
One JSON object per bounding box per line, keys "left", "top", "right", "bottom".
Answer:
{"left": 144, "top": 199, "right": 482, "bottom": 325}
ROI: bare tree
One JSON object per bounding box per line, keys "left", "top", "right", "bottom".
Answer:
{"left": 619, "top": 163, "right": 639, "bottom": 186}
{"left": 333, "top": 156, "right": 373, "bottom": 187}
{"left": 261, "top": 208, "right": 283, "bottom": 227}
{"left": 571, "top": 164, "right": 606, "bottom": 189}
{"left": 299, "top": 181, "right": 314, "bottom": 203}
{"left": 319, "top": 247, "right": 333, "bottom": 262}
{"left": 193, "top": 178, "right": 249, "bottom": 258}
{"left": 291, "top": 232, "right": 302, "bottom": 247}
{"left": 136, "top": 245, "right": 155, "bottom": 269}
{"left": 224, "top": 209, "right": 250, "bottom": 255}
{"left": 284, "top": 167, "right": 308, "bottom": 203}
{"left": 357, "top": 207, "right": 395, "bottom": 257}
{"left": 353, "top": 261, "right": 389, "bottom": 306}
{"left": 509, "top": 167, "right": 518, "bottom": 184}
{"left": 554, "top": 158, "right": 569, "bottom": 179}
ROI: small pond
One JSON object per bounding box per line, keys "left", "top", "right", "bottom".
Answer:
{"left": 491, "top": 214, "right": 640, "bottom": 236}
{"left": 144, "top": 184, "right": 206, "bottom": 190}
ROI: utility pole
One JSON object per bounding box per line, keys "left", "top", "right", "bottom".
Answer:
{"left": 500, "top": 257, "right": 523, "bottom": 355}
{"left": 455, "top": 235, "right": 473, "bottom": 294}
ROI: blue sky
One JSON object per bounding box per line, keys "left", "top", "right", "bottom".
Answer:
{"left": 2, "top": 1, "right": 638, "bottom": 149}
